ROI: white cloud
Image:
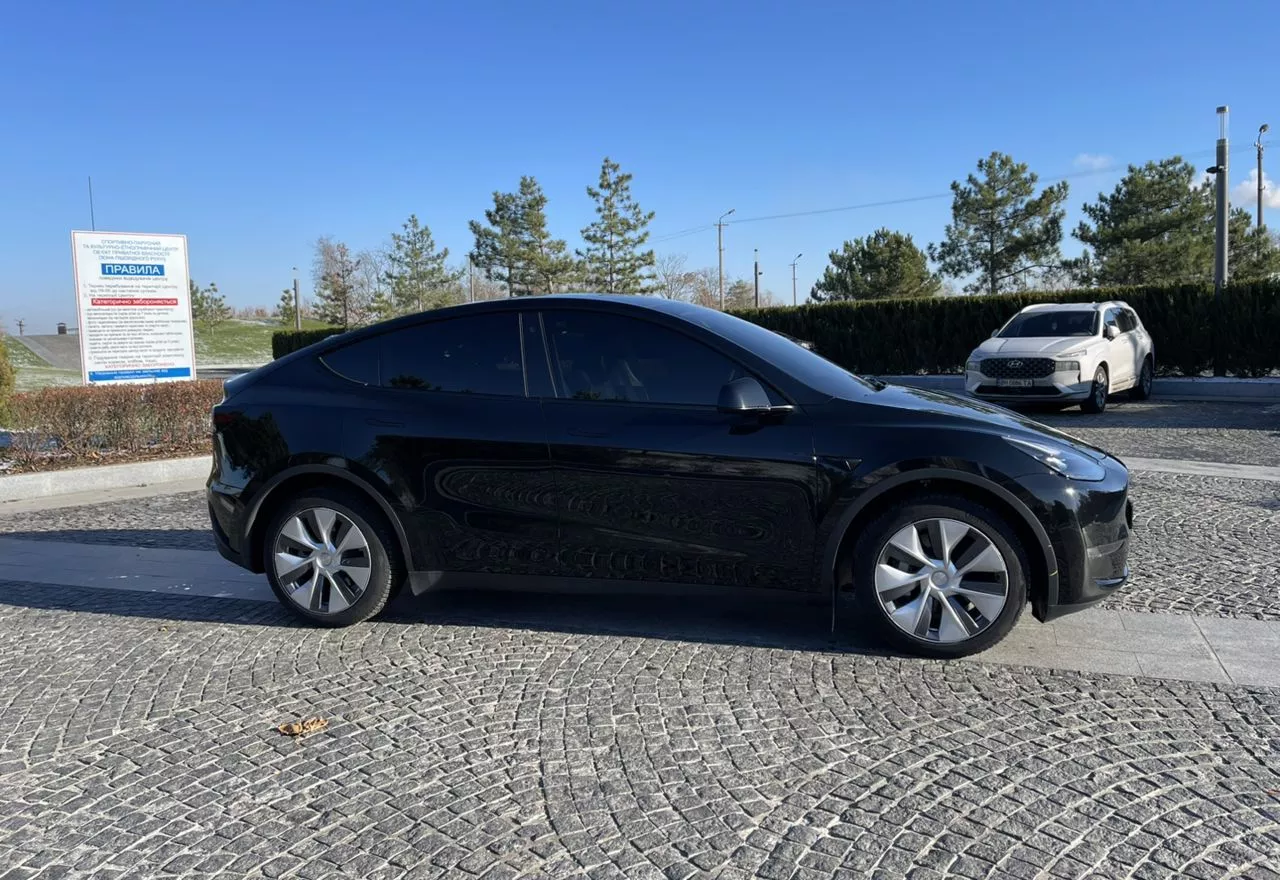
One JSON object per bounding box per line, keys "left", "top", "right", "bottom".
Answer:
{"left": 1232, "top": 168, "right": 1280, "bottom": 212}
{"left": 1073, "top": 153, "right": 1114, "bottom": 171}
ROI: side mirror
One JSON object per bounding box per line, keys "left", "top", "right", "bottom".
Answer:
{"left": 990, "top": 329, "right": 999, "bottom": 338}
{"left": 717, "top": 376, "right": 774, "bottom": 413}
{"left": 1104, "top": 324, "right": 1118, "bottom": 340}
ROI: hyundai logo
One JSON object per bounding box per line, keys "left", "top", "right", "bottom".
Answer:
{"left": 1007, "top": 360, "right": 1023, "bottom": 368}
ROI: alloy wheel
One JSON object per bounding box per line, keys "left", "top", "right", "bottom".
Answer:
{"left": 273, "top": 507, "right": 372, "bottom": 615}
{"left": 874, "top": 518, "right": 1010, "bottom": 643}
{"left": 1093, "top": 370, "right": 1107, "bottom": 409}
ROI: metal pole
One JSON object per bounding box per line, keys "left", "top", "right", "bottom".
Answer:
{"left": 790, "top": 253, "right": 802, "bottom": 307}
{"left": 16, "top": 319, "right": 24, "bottom": 337}
{"left": 753, "top": 249, "right": 760, "bottom": 308}
{"left": 1258, "top": 124, "right": 1269, "bottom": 231}
{"left": 468, "top": 254, "right": 476, "bottom": 303}
{"left": 292, "top": 268, "right": 301, "bottom": 332}
{"left": 88, "top": 176, "right": 96, "bottom": 231}
{"left": 1213, "top": 106, "right": 1229, "bottom": 377}
{"left": 717, "top": 209, "right": 734, "bottom": 309}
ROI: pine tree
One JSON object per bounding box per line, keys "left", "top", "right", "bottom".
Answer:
{"left": 930, "top": 152, "right": 1069, "bottom": 295}
{"left": 812, "top": 228, "right": 940, "bottom": 301}
{"left": 471, "top": 176, "right": 576, "bottom": 295}
{"left": 385, "top": 215, "right": 460, "bottom": 314}
{"left": 519, "top": 176, "right": 577, "bottom": 294}
{"left": 578, "top": 157, "right": 657, "bottom": 293}
{"left": 190, "top": 280, "right": 231, "bottom": 329}
{"left": 276, "top": 288, "right": 297, "bottom": 326}
{"left": 312, "top": 237, "right": 363, "bottom": 328}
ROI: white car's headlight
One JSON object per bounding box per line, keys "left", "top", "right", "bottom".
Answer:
{"left": 1056, "top": 360, "right": 1080, "bottom": 372}
{"left": 1005, "top": 436, "right": 1106, "bottom": 481}
{"left": 966, "top": 358, "right": 982, "bottom": 372}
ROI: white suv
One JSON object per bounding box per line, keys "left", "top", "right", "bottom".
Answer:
{"left": 964, "top": 301, "right": 1154, "bottom": 413}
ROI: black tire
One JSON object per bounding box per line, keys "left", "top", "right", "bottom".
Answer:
{"left": 850, "top": 494, "right": 1028, "bottom": 659}
{"left": 263, "top": 487, "right": 405, "bottom": 627}
{"left": 1129, "top": 357, "right": 1153, "bottom": 401}
{"left": 1080, "top": 364, "right": 1108, "bottom": 413}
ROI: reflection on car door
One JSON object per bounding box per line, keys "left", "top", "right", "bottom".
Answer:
{"left": 534, "top": 308, "right": 823, "bottom": 592}
{"left": 338, "top": 311, "right": 558, "bottom": 576}
{"left": 1103, "top": 307, "right": 1135, "bottom": 386}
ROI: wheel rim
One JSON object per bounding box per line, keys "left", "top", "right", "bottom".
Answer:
{"left": 1094, "top": 370, "right": 1107, "bottom": 407}
{"left": 874, "top": 518, "right": 1010, "bottom": 644}
{"left": 273, "top": 507, "right": 372, "bottom": 615}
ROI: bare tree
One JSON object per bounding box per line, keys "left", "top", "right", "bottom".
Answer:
{"left": 356, "top": 247, "right": 392, "bottom": 323}
{"left": 313, "top": 236, "right": 369, "bottom": 329}
{"left": 655, "top": 253, "right": 696, "bottom": 301}
{"left": 689, "top": 268, "right": 720, "bottom": 309}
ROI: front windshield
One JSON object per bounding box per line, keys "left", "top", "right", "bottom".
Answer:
{"left": 683, "top": 307, "right": 878, "bottom": 397}
{"left": 999, "top": 310, "right": 1097, "bottom": 338}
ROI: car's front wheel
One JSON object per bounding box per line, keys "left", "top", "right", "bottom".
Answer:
{"left": 263, "top": 488, "right": 403, "bottom": 626}
{"left": 1080, "top": 365, "right": 1109, "bottom": 413}
{"left": 852, "top": 495, "right": 1028, "bottom": 658}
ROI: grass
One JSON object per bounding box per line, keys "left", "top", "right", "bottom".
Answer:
{"left": 193, "top": 317, "right": 333, "bottom": 365}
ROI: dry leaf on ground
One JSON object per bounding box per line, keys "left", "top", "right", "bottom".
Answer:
{"left": 276, "top": 717, "right": 328, "bottom": 737}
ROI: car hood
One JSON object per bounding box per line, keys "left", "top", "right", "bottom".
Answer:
{"left": 974, "top": 336, "right": 1098, "bottom": 356}
{"left": 864, "top": 383, "right": 1109, "bottom": 460}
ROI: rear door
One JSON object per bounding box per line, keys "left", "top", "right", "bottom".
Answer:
{"left": 532, "top": 307, "right": 822, "bottom": 593}
{"left": 331, "top": 310, "right": 558, "bottom": 576}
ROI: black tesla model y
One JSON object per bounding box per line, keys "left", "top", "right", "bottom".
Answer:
{"left": 208, "top": 295, "right": 1132, "bottom": 658}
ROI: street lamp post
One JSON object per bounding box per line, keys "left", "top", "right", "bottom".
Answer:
{"left": 1257, "top": 123, "right": 1270, "bottom": 231}
{"left": 789, "top": 253, "right": 803, "bottom": 307}
{"left": 717, "top": 209, "right": 735, "bottom": 309}
{"left": 292, "top": 267, "right": 301, "bottom": 331}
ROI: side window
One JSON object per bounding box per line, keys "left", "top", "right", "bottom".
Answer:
{"left": 1103, "top": 308, "right": 1121, "bottom": 332}
{"left": 380, "top": 312, "right": 524, "bottom": 396}
{"left": 320, "top": 336, "right": 380, "bottom": 385}
{"left": 1120, "top": 309, "right": 1139, "bottom": 332}
{"left": 543, "top": 311, "right": 760, "bottom": 407}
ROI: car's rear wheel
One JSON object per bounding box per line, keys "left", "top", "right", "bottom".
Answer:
{"left": 1080, "top": 365, "right": 1108, "bottom": 413}
{"left": 1130, "top": 357, "right": 1153, "bottom": 400}
{"left": 851, "top": 495, "right": 1027, "bottom": 658}
{"left": 263, "top": 488, "right": 403, "bottom": 626}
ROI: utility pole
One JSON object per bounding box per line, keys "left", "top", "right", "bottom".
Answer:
{"left": 716, "top": 208, "right": 735, "bottom": 309}
{"left": 16, "top": 319, "right": 24, "bottom": 337}
{"left": 1257, "top": 123, "right": 1270, "bottom": 231}
{"left": 1209, "top": 106, "right": 1230, "bottom": 378}
{"left": 292, "top": 267, "right": 301, "bottom": 332}
{"left": 753, "top": 249, "right": 760, "bottom": 308}
{"left": 789, "top": 253, "right": 803, "bottom": 307}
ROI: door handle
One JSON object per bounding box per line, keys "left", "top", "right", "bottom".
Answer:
{"left": 567, "top": 428, "right": 609, "bottom": 438}
{"left": 366, "top": 418, "right": 403, "bottom": 428}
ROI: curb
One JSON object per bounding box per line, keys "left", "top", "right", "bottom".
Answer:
{"left": 883, "top": 375, "right": 1280, "bottom": 402}
{"left": 0, "top": 455, "right": 212, "bottom": 504}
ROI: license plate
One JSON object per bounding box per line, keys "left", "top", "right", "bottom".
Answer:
{"left": 997, "top": 378, "right": 1034, "bottom": 387}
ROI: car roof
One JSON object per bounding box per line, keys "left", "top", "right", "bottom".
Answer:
{"left": 1018, "top": 300, "right": 1129, "bottom": 313}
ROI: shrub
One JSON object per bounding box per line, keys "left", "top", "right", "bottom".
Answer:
{"left": 732, "top": 279, "right": 1278, "bottom": 377}
{"left": 6, "top": 379, "right": 226, "bottom": 466}
{"left": 272, "top": 327, "right": 347, "bottom": 359}
{"left": 0, "top": 336, "right": 14, "bottom": 425}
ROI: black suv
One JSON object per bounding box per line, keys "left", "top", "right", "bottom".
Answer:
{"left": 208, "top": 295, "right": 1132, "bottom": 658}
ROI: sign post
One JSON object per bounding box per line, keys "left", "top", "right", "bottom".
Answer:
{"left": 70, "top": 231, "right": 196, "bottom": 385}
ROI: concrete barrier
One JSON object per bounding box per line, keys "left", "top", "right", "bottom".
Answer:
{"left": 0, "top": 456, "right": 212, "bottom": 504}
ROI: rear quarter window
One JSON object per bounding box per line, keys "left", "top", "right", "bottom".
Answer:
{"left": 320, "top": 337, "right": 380, "bottom": 385}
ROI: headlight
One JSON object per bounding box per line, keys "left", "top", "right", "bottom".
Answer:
{"left": 1005, "top": 436, "right": 1106, "bottom": 481}
{"left": 1055, "top": 360, "right": 1080, "bottom": 372}
{"left": 966, "top": 358, "right": 982, "bottom": 372}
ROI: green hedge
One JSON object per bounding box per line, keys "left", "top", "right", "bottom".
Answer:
{"left": 271, "top": 279, "right": 1280, "bottom": 377}
{"left": 272, "top": 327, "right": 347, "bottom": 359}
{"left": 731, "top": 280, "right": 1280, "bottom": 377}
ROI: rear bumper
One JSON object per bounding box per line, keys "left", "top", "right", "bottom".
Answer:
{"left": 208, "top": 482, "right": 258, "bottom": 572}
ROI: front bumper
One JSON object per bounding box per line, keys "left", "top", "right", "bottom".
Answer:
{"left": 966, "top": 368, "right": 1092, "bottom": 402}
{"left": 1019, "top": 455, "right": 1133, "bottom": 622}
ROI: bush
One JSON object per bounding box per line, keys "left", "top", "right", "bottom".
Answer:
{"left": 0, "top": 336, "right": 14, "bottom": 425}
{"left": 272, "top": 327, "right": 347, "bottom": 359}
{"left": 6, "top": 379, "right": 226, "bottom": 466}
{"left": 732, "top": 279, "right": 1279, "bottom": 377}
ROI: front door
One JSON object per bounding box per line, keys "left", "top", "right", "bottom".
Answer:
{"left": 1103, "top": 307, "right": 1136, "bottom": 387}
{"left": 535, "top": 308, "right": 822, "bottom": 592}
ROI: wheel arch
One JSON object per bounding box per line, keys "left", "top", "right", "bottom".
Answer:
{"left": 242, "top": 464, "right": 413, "bottom": 576}
{"left": 823, "top": 468, "right": 1059, "bottom": 622}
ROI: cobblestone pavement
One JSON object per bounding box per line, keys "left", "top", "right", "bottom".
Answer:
{"left": 5, "top": 466, "right": 1278, "bottom": 621}
{"left": 1033, "top": 399, "right": 1280, "bottom": 466}
{"left": 0, "top": 581, "right": 1278, "bottom": 879}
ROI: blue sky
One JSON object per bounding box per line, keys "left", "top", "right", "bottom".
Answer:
{"left": 1, "top": 0, "right": 1277, "bottom": 332}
